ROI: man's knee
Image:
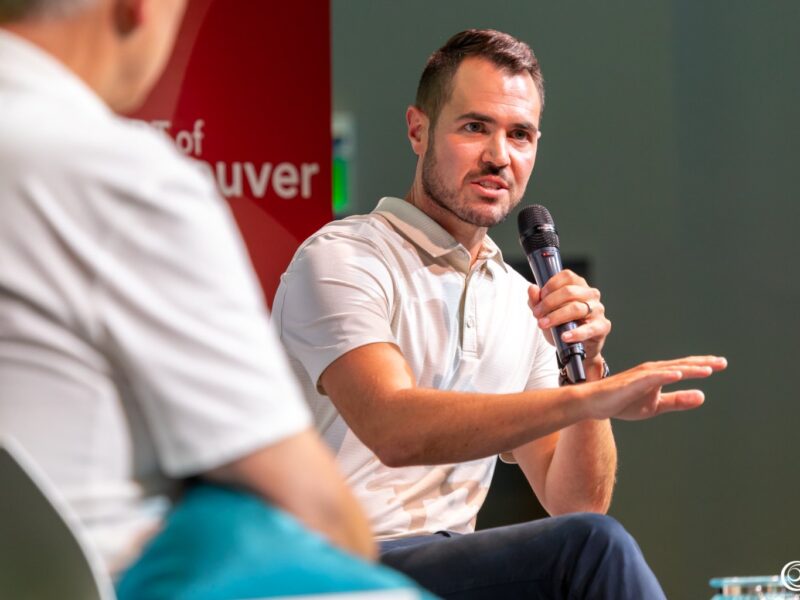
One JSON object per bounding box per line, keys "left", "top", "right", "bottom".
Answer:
{"left": 545, "top": 514, "right": 663, "bottom": 599}
{"left": 557, "top": 513, "right": 641, "bottom": 557}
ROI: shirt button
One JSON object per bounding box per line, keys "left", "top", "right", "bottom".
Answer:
{"left": 466, "top": 316, "right": 475, "bottom": 328}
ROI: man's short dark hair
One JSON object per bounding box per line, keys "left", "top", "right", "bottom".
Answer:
{"left": 0, "top": 0, "right": 93, "bottom": 23}
{"left": 415, "top": 29, "right": 545, "bottom": 129}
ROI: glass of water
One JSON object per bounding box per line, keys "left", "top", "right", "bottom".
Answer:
{"left": 710, "top": 575, "right": 799, "bottom": 599}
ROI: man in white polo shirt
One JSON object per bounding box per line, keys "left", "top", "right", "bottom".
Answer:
{"left": 0, "top": 0, "right": 429, "bottom": 598}
{"left": 274, "top": 29, "right": 727, "bottom": 598}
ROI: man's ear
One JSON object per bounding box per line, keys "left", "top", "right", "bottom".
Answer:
{"left": 406, "top": 105, "right": 429, "bottom": 156}
{"left": 113, "top": 0, "right": 145, "bottom": 36}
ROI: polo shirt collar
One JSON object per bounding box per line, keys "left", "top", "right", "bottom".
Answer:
{"left": 372, "top": 196, "right": 508, "bottom": 272}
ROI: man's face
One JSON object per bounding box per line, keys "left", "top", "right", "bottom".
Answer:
{"left": 420, "top": 57, "right": 542, "bottom": 228}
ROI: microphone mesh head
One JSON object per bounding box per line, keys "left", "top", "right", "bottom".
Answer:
{"left": 518, "top": 204, "right": 559, "bottom": 250}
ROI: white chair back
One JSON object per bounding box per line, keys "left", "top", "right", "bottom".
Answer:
{"left": 0, "top": 437, "right": 115, "bottom": 600}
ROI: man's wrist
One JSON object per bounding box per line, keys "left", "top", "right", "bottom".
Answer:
{"left": 559, "top": 381, "right": 592, "bottom": 423}
{"left": 584, "top": 355, "right": 610, "bottom": 382}
{"left": 560, "top": 355, "right": 609, "bottom": 386}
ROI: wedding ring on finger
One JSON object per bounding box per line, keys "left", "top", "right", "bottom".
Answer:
{"left": 580, "top": 300, "right": 593, "bottom": 319}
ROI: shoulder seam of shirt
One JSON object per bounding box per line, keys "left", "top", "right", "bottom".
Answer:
{"left": 279, "top": 217, "right": 401, "bottom": 338}
{"left": 291, "top": 216, "right": 398, "bottom": 269}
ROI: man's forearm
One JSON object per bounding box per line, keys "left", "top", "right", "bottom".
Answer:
{"left": 348, "top": 384, "right": 588, "bottom": 468}
{"left": 538, "top": 354, "right": 617, "bottom": 515}
{"left": 370, "top": 355, "right": 610, "bottom": 469}
{"left": 324, "top": 342, "right": 592, "bottom": 467}
{"left": 324, "top": 343, "right": 723, "bottom": 470}
{"left": 542, "top": 418, "right": 617, "bottom": 515}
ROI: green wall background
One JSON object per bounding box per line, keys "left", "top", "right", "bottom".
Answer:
{"left": 332, "top": 1, "right": 800, "bottom": 596}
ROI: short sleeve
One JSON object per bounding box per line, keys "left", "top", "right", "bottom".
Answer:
{"left": 525, "top": 329, "right": 560, "bottom": 392}
{"left": 273, "top": 230, "right": 396, "bottom": 393}
{"left": 95, "top": 148, "right": 311, "bottom": 477}
{"left": 499, "top": 327, "right": 559, "bottom": 465}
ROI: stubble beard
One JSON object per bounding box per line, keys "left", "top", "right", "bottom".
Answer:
{"left": 421, "top": 135, "right": 519, "bottom": 228}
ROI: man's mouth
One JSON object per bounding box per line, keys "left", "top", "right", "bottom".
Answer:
{"left": 477, "top": 181, "right": 502, "bottom": 190}
{"left": 472, "top": 175, "right": 509, "bottom": 189}
{"left": 471, "top": 176, "right": 510, "bottom": 196}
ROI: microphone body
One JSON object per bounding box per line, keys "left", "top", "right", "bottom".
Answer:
{"left": 518, "top": 205, "right": 586, "bottom": 383}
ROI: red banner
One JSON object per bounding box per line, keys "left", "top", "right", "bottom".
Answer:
{"left": 132, "top": 0, "right": 332, "bottom": 305}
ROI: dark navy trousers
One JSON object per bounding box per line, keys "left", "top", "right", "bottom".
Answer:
{"left": 380, "top": 513, "right": 667, "bottom": 599}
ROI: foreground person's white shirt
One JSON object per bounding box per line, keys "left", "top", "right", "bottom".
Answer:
{"left": 0, "top": 30, "right": 310, "bottom": 575}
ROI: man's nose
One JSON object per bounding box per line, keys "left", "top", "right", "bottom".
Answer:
{"left": 481, "top": 132, "right": 510, "bottom": 168}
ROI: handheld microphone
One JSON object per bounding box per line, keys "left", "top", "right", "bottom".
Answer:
{"left": 517, "top": 204, "right": 586, "bottom": 383}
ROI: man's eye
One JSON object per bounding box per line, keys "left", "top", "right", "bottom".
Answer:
{"left": 511, "top": 130, "right": 531, "bottom": 142}
{"left": 464, "top": 122, "right": 484, "bottom": 133}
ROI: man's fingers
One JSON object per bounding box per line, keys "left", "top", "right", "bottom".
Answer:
{"left": 533, "top": 285, "right": 600, "bottom": 319}
{"left": 527, "top": 284, "right": 541, "bottom": 310}
{"left": 539, "top": 269, "right": 587, "bottom": 298}
{"left": 662, "top": 364, "right": 714, "bottom": 380}
{"left": 559, "top": 320, "right": 609, "bottom": 344}
{"left": 628, "top": 369, "right": 685, "bottom": 390}
{"left": 538, "top": 302, "right": 581, "bottom": 329}
{"left": 655, "top": 390, "right": 706, "bottom": 414}
{"left": 538, "top": 299, "right": 605, "bottom": 330}
{"left": 642, "top": 356, "right": 728, "bottom": 372}
{"left": 629, "top": 364, "right": 714, "bottom": 386}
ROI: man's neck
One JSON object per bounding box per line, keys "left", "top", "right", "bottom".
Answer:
{"left": 405, "top": 186, "right": 488, "bottom": 267}
{"left": 2, "top": 11, "right": 116, "bottom": 107}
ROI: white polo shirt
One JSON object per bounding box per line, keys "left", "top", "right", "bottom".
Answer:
{"left": 0, "top": 30, "right": 310, "bottom": 573}
{"left": 274, "top": 196, "right": 558, "bottom": 539}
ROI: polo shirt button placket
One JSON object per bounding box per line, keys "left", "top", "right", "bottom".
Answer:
{"left": 462, "top": 272, "right": 478, "bottom": 355}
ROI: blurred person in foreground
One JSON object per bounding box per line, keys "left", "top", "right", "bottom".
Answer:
{"left": 274, "top": 29, "right": 727, "bottom": 599}
{"left": 0, "top": 0, "right": 429, "bottom": 597}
